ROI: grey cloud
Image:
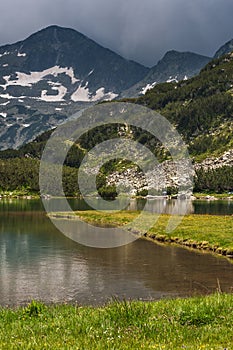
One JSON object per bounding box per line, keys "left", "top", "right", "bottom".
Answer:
{"left": 0, "top": 0, "right": 233, "bottom": 66}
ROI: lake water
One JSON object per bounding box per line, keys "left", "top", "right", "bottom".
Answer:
{"left": 0, "top": 198, "right": 233, "bottom": 306}
{"left": 41, "top": 197, "right": 233, "bottom": 215}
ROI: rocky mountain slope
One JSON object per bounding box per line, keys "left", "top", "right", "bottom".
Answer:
{"left": 214, "top": 38, "right": 233, "bottom": 58}
{"left": 103, "top": 51, "right": 233, "bottom": 194}
{"left": 133, "top": 51, "right": 233, "bottom": 160}
{"left": 0, "top": 25, "right": 148, "bottom": 149}
{"left": 1, "top": 46, "right": 233, "bottom": 194}
{"left": 0, "top": 25, "right": 233, "bottom": 151}
{"left": 0, "top": 25, "right": 148, "bottom": 99}
{"left": 122, "top": 50, "right": 211, "bottom": 97}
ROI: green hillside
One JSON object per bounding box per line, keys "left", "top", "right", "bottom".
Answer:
{"left": 1, "top": 53, "right": 233, "bottom": 195}
{"left": 126, "top": 52, "right": 233, "bottom": 161}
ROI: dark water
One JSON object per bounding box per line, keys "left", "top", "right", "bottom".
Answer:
{"left": 2, "top": 197, "right": 233, "bottom": 215}
{"left": 0, "top": 198, "right": 233, "bottom": 306}
{"left": 37, "top": 197, "right": 233, "bottom": 215}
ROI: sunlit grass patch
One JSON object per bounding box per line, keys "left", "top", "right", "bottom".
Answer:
{"left": 0, "top": 294, "right": 232, "bottom": 349}
{"left": 73, "top": 211, "right": 233, "bottom": 257}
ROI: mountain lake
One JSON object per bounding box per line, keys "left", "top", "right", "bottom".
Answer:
{"left": 0, "top": 198, "right": 233, "bottom": 306}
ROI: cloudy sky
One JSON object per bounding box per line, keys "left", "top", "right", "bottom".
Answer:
{"left": 1, "top": 0, "right": 233, "bottom": 67}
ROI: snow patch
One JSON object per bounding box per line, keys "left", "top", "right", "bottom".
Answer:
{"left": 22, "top": 124, "right": 30, "bottom": 127}
{"left": 71, "top": 84, "right": 118, "bottom": 102}
{"left": 48, "top": 81, "right": 61, "bottom": 87}
{"left": 0, "top": 112, "right": 7, "bottom": 118}
{"left": 2, "top": 64, "right": 8, "bottom": 67}
{"left": 0, "top": 93, "right": 15, "bottom": 99}
{"left": 1, "top": 75, "right": 11, "bottom": 90}
{"left": 38, "top": 85, "right": 67, "bottom": 102}
{"left": 183, "top": 75, "right": 188, "bottom": 81}
{"left": 141, "top": 82, "right": 156, "bottom": 95}
{"left": 0, "top": 101, "right": 10, "bottom": 106}
{"left": 17, "top": 52, "right": 27, "bottom": 57}
{"left": 0, "top": 93, "right": 26, "bottom": 99}
{"left": 91, "top": 87, "right": 105, "bottom": 101}
{"left": 166, "top": 76, "right": 178, "bottom": 83}
{"left": 88, "top": 69, "right": 94, "bottom": 76}
{"left": 71, "top": 83, "right": 90, "bottom": 102}
{"left": 103, "top": 92, "right": 118, "bottom": 101}
{"left": 0, "top": 52, "right": 10, "bottom": 58}
{"left": 0, "top": 66, "right": 79, "bottom": 90}
{"left": 91, "top": 88, "right": 118, "bottom": 101}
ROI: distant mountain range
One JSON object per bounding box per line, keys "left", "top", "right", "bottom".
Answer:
{"left": 0, "top": 25, "right": 233, "bottom": 149}
{"left": 1, "top": 51, "right": 233, "bottom": 196}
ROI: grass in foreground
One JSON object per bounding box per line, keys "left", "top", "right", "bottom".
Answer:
{"left": 0, "top": 294, "right": 232, "bottom": 349}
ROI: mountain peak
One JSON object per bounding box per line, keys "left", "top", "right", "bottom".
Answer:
{"left": 21, "top": 25, "right": 89, "bottom": 49}
{"left": 0, "top": 25, "right": 149, "bottom": 149}
{"left": 163, "top": 49, "right": 181, "bottom": 57}
{"left": 121, "top": 50, "right": 211, "bottom": 98}
{"left": 160, "top": 50, "right": 211, "bottom": 63}
{"left": 27, "top": 25, "right": 87, "bottom": 40}
{"left": 149, "top": 50, "right": 211, "bottom": 81}
{"left": 0, "top": 24, "right": 148, "bottom": 85}
{"left": 214, "top": 38, "right": 233, "bottom": 58}
{"left": 40, "top": 24, "right": 71, "bottom": 31}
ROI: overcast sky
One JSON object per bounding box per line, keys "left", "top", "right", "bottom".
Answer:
{"left": 1, "top": 0, "right": 233, "bottom": 67}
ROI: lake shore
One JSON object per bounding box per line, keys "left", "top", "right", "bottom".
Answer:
{"left": 1, "top": 189, "right": 233, "bottom": 200}
{"left": 0, "top": 293, "right": 232, "bottom": 349}
{"left": 49, "top": 211, "right": 233, "bottom": 261}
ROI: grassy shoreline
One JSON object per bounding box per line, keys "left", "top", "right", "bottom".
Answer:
{"left": 49, "top": 211, "right": 233, "bottom": 261}
{"left": 0, "top": 189, "right": 40, "bottom": 199}
{"left": 193, "top": 192, "right": 233, "bottom": 199}
{"left": 0, "top": 293, "right": 232, "bottom": 349}
{"left": 1, "top": 189, "right": 233, "bottom": 200}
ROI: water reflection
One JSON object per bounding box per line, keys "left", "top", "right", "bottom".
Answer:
{"left": 127, "top": 198, "right": 195, "bottom": 215}
{"left": 193, "top": 199, "right": 233, "bottom": 215}
{"left": 1, "top": 197, "right": 233, "bottom": 215}
{"left": 0, "top": 200, "right": 233, "bottom": 306}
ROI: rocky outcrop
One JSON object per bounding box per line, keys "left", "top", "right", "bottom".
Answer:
{"left": 195, "top": 149, "right": 233, "bottom": 171}
{"left": 107, "top": 149, "right": 233, "bottom": 195}
{"left": 107, "top": 159, "right": 194, "bottom": 195}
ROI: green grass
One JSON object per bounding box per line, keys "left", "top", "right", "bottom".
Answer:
{"left": 194, "top": 192, "right": 233, "bottom": 199}
{"left": 54, "top": 211, "right": 233, "bottom": 258}
{"left": 0, "top": 294, "right": 232, "bottom": 349}
{"left": 0, "top": 189, "right": 40, "bottom": 198}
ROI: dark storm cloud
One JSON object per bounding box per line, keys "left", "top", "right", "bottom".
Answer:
{"left": 1, "top": 0, "right": 233, "bottom": 67}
